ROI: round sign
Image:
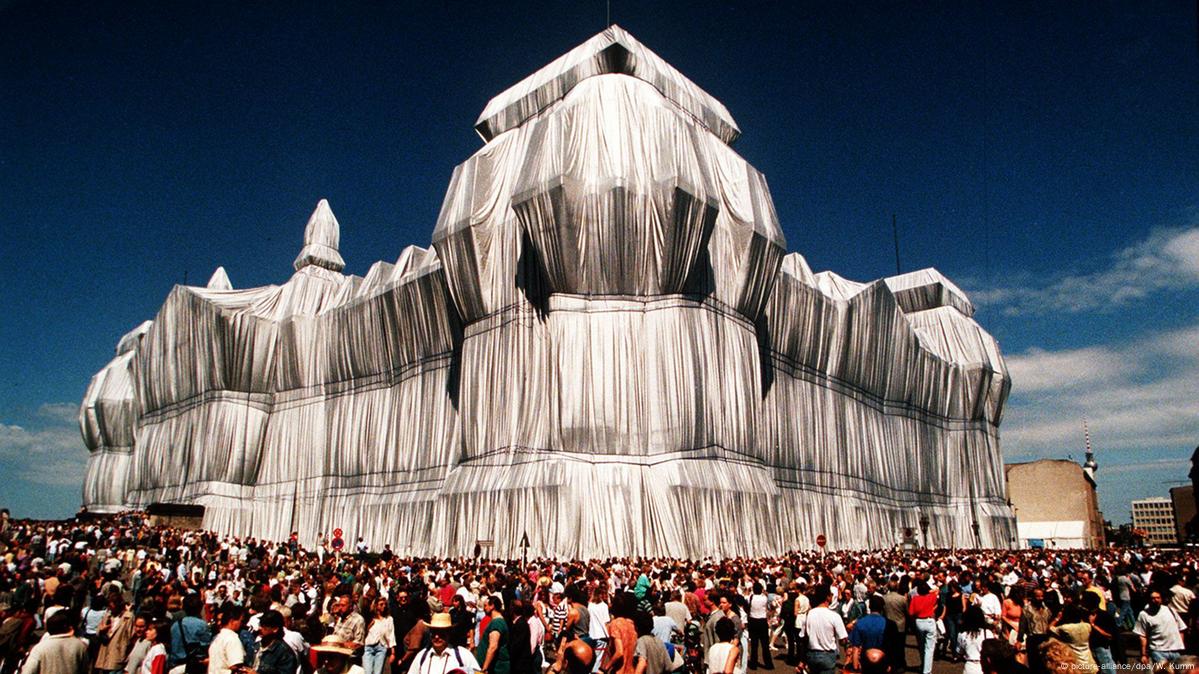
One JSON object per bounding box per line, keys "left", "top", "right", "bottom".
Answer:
{"left": 816, "top": 534, "right": 827, "bottom": 548}
{"left": 331, "top": 536, "right": 344, "bottom": 550}
{"left": 332, "top": 528, "right": 343, "bottom": 538}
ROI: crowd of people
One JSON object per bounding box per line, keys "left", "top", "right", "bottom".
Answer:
{"left": 2, "top": 510, "right": 1199, "bottom": 674}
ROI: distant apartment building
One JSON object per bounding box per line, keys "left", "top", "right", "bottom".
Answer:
{"left": 1132, "top": 497, "right": 1178, "bottom": 546}
{"left": 1006, "top": 459, "right": 1104, "bottom": 548}
{"left": 1170, "top": 485, "right": 1195, "bottom": 543}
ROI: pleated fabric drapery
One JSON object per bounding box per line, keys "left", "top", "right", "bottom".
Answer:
{"left": 79, "top": 25, "right": 1016, "bottom": 555}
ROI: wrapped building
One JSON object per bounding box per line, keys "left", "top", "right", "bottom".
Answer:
{"left": 80, "top": 26, "right": 1015, "bottom": 556}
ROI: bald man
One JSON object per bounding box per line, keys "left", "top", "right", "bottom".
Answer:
{"left": 548, "top": 638, "right": 594, "bottom": 674}
{"left": 861, "top": 648, "right": 888, "bottom": 674}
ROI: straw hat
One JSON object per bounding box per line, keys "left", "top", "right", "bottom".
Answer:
{"left": 311, "top": 637, "right": 355, "bottom": 656}
{"left": 425, "top": 612, "right": 454, "bottom": 630}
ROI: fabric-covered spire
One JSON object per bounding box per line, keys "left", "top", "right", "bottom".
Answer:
{"left": 293, "top": 199, "right": 346, "bottom": 272}
{"left": 206, "top": 266, "right": 233, "bottom": 290}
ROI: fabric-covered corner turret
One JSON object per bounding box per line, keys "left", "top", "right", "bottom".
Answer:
{"left": 79, "top": 320, "right": 151, "bottom": 513}
{"left": 293, "top": 199, "right": 345, "bottom": 272}
{"left": 206, "top": 267, "right": 233, "bottom": 290}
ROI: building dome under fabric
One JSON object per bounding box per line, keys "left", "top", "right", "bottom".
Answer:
{"left": 79, "top": 26, "right": 1016, "bottom": 557}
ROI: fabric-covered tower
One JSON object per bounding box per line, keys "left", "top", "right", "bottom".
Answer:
{"left": 80, "top": 26, "right": 1015, "bottom": 556}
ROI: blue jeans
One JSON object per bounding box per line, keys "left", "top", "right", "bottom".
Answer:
{"left": 942, "top": 614, "right": 960, "bottom": 657}
{"left": 1116, "top": 601, "right": 1135, "bottom": 629}
{"left": 363, "top": 644, "right": 390, "bottom": 674}
{"left": 1093, "top": 646, "right": 1115, "bottom": 671}
{"left": 1150, "top": 650, "right": 1182, "bottom": 665}
{"left": 806, "top": 650, "right": 838, "bottom": 674}
{"left": 914, "top": 618, "right": 936, "bottom": 674}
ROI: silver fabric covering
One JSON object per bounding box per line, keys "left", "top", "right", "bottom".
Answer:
{"left": 79, "top": 26, "right": 1015, "bottom": 555}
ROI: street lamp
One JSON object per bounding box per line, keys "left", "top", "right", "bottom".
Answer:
{"left": 919, "top": 513, "right": 930, "bottom": 548}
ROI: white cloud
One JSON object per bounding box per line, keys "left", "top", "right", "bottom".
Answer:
{"left": 1100, "top": 458, "right": 1191, "bottom": 476}
{"left": 971, "top": 225, "right": 1199, "bottom": 316}
{"left": 0, "top": 404, "right": 89, "bottom": 486}
{"left": 37, "top": 402, "right": 79, "bottom": 424}
{"left": 1002, "top": 323, "right": 1199, "bottom": 458}
{"left": 1004, "top": 346, "right": 1128, "bottom": 393}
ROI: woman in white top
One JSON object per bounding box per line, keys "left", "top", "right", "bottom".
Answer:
{"left": 140, "top": 621, "right": 169, "bottom": 674}
{"left": 707, "top": 617, "right": 743, "bottom": 674}
{"left": 362, "top": 597, "right": 396, "bottom": 674}
{"left": 957, "top": 606, "right": 995, "bottom": 674}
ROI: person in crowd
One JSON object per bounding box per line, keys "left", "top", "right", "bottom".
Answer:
{"left": 704, "top": 618, "right": 740, "bottom": 674}
{"left": 744, "top": 583, "right": 770, "bottom": 671}
{"left": 140, "top": 622, "right": 169, "bottom": 674}
{"left": 859, "top": 648, "right": 887, "bottom": 674}
{"left": 81, "top": 595, "right": 109, "bottom": 666}
{"left": 880, "top": 578, "right": 906, "bottom": 673}
{"left": 1169, "top": 572, "right": 1196, "bottom": 651}
{"left": 96, "top": 594, "right": 136, "bottom": 674}
{"left": 1038, "top": 638, "right": 1078, "bottom": 674}
{"left": 550, "top": 638, "right": 595, "bottom": 674}
{"left": 1113, "top": 566, "right": 1139, "bottom": 630}
{"left": 938, "top": 580, "right": 965, "bottom": 663}
{"left": 1017, "top": 587, "right": 1053, "bottom": 664}
{"left": 447, "top": 596, "right": 472, "bottom": 650}
{"left": 803, "top": 585, "right": 846, "bottom": 674}
{"left": 405, "top": 613, "right": 479, "bottom": 674}
{"left": 242, "top": 611, "right": 296, "bottom": 674}
{"left": 562, "top": 585, "right": 593, "bottom": 656}
{"left": 123, "top": 616, "right": 150, "bottom": 674}
{"left": 476, "top": 596, "right": 509, "bottom": 674}
{"left": 547, "top": 585, "right": 568, "bottom": 654}
{"left": 958, "top": 606, "right": 996, "bottom": 674}
{"left": 1079, "top": 592, "right": 1116, "bottom": 673}
{"left": 908, "top": 581, "right": 938, "bottom": 674}
{"left": 1046, "top": 605, "right": 1097, "bottom": 674}
{"left": 586, "top": 585, "right": 611, "bottom": 668}
{"left": 848, "top": 596, "right": 892, "bottom": 673}
{"left": 974, "top": 581, "right": 1002, "bottom": 632}
{"left": 979, "top": 639, "right": 1027, "bottom": 674}
{"left": 170, "top": 595, "right": 212, "bottom": 671}
{"left": 663, "top": 591, "right": 689, "bottom": 646}
{"left": 777, "top": 583, "right": 799, "bottom": 666}
{"left": 309, "top": 638, "right": 360, "bottom": 674}
{"left": 208, "top": 604, "right": 246, "bottom": 674}
{"left": 19, "top": 610, "right": 88, "bottom": 674}
{"left": 1076, "top": 572, "right": 1105, "bottom": 613}
{"left": 506, "top": 600, "right": 536, "bottom": 674}
{"left": 630, "top": 612, "right": 670, "bottom": 674}
{"left": 601, "top": 594, "right": 637, "bottom": 674}
{"left": 1134, "top": 590, "right": 1187, "bottom": 668}
{"left": 648, "top": 604, "right": 677, "bottom": 651}
{"left": 360, "top": 598, "right": 393, "bottom": 674}
{"left": 324, "top": 595, "right": 364, "bottom": 650}
{"left": 999, "top": 587, "right": 1023, "bottom": 646}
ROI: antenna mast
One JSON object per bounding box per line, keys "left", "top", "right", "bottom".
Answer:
{"left": 892, "top": 213, "right": 902, "bottom": 275}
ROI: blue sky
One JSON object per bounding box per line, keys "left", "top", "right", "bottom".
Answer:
{"left": 2, "top": 1, "right": 1196, "bottom": 525}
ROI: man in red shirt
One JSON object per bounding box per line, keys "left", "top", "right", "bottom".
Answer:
{"left": 907, "top": 581, "right": 939, "bottom": 674}
{"left": 438, "top": 577, "right": 457, "bottom": 610}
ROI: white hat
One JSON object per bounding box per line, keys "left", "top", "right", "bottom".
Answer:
{"left": 311, "top": 637, "right": 355, "bottom": 656}
{"left": 550, "top": 582, "right": 565, "bottom": 595}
